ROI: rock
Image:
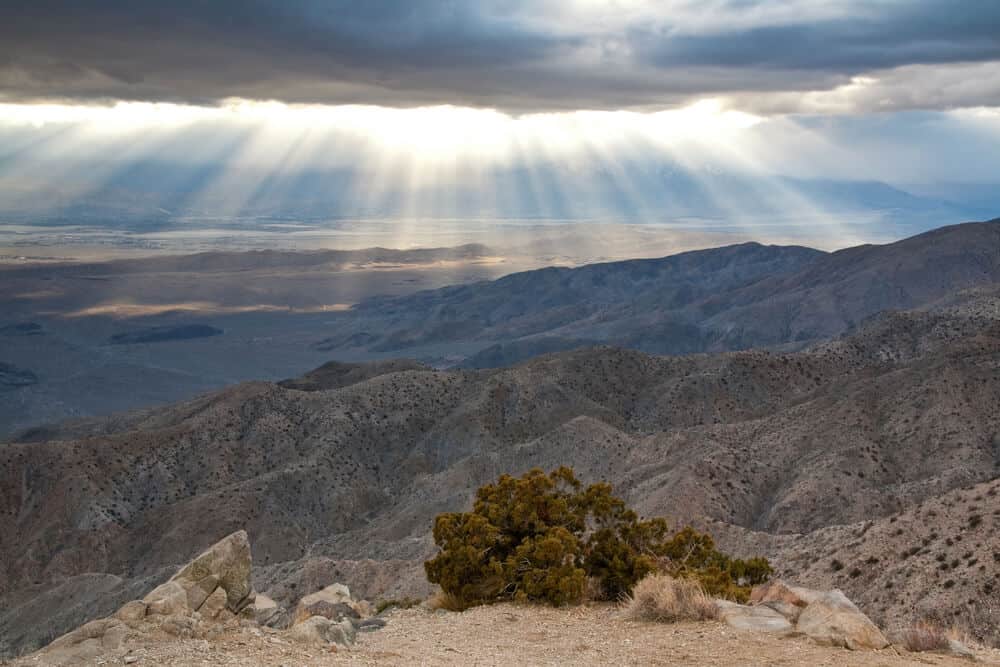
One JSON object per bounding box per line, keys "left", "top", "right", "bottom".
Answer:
{"left": 355, "top": 617, "right": 388, "bottom": 632}
{"left": 292, "top": 583, "right": 355, "bottom": 628}
{"left": 760, "top": 600, "right": 803, "bottom": 623}
{"left": 124, "top": 656, "right": 139, "bottom": 664}
{"left": 350, "top": 599, "right": 374, "bottom": 618}
{"left": 198, "top": 587, "right": 228, "bottom": 620}
{"left": 287, "top": 616, "right": 356, "bottom": 647}
{"left": 750, "top": 580, "right": 822, "bottom": 608}
{"left": 795, "top": 590, "right": 889, "bottom": 650}
{"left": 172, "top": 530, "right": 254, "bottom": 613}
{"left": 115, "top": 601, "right": 148, "bottom": 623}
{"left": 27, "top": 531, "right": 257, "bottom": 663}
{"left": 297, "top": 583, "right": 352, "bottom": 609}
{"left": 716, "top": 600, "right": 793, "bottom": 633}
{"left": 40, "top": 618, "right": 127, "bottom": 665}
{"left": 102, "top": 623, "right": 128, "bottom": 649}
{"left": 293, "top": 600, "right": 360, "bottom": 626}
{"left": 253, "top": 594, "right": 291, "bottom": 629}
{"left": 144, "top": 581, "right": 190, "bottom": 616}
{"left": 158, "top": 614, "right": 199, "bottom": 638}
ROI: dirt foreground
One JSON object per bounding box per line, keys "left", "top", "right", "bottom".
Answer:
{"left": 11, "top": 603, "right": 1000, "bottom": 667}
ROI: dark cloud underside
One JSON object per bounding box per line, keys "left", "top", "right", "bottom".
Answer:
{"left": 1, "top": 0, "right": 999, "bottom": 111}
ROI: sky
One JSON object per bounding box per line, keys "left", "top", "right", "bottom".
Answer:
{"left": 0, "top": 1, "right": 999, "bottom": 240}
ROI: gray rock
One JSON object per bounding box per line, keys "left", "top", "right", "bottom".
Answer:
{"left": 295, "top": 600, "right": 359, "bottom": 625}
{"left": 716, "top": 600, "right": 793, "bottom": 633}
{"left": 795, "top": 590, "right": 889, "bottom": 650}
{"left": 253, "top": 594, "right": 291, "bottom": 630}
{"left": 760, "top": 600, "right": 803, "bottom": 623}
{"left": 293, "top": 583, "right": 353, "bottom": 626}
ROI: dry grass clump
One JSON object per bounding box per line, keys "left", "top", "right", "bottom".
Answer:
{"left": 426, "top": 590, "right": 468, "bottom": 612}
{"left": 624, "top": 574, "right": 719, "bottom": 623}
{"left": 900, "top": 621, "right": 950, "bottom": 652}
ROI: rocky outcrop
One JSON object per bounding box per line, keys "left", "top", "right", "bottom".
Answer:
{"left": 726, "top": 581, "right": 890, "bottom": 651}
{"left": 143, "top": 529, "right": 255, "bottom": 618}
{"left": 32, "top": 531, "right": 255, "bottom": 665}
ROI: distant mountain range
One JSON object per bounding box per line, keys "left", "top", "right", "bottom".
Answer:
{"left": 317, "top": 219, "right": 1000, "bottom": 366}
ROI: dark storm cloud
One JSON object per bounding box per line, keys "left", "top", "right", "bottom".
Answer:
{"left": 635, "top": 1, "right": 1000, "bottom": 71}
{"left": 1, "top": 0, "right": 999, "bottom": 111}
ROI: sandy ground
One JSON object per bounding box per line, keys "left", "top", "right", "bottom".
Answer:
{"left": 10, "top": 603, "right": 1000, "bottom": 667}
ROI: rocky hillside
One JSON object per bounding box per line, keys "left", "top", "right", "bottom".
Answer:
{"left": 3, "top": 283, "right": 1000, "bottom": 657}
{"left": 315, "top": 220, "right": 1000, "bottom": 364}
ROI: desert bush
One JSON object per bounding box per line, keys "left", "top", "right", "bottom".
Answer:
{"left": 424, "top": 467, "right": 771, "bottom": 609}
{"left": 900, "top": 621, "right": 949, "bottom": 652}
{"left": 624, "top": 574, "right": 719, "bottom": 623}
{"left": 656, "top": 526, "right": 772, "bottom": 602}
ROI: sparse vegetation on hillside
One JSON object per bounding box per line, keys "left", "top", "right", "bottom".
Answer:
{"left": 424, "top": 467, "right": 771, "bottom": 609}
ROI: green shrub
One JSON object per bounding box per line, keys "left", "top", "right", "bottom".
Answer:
{"left": 423, "top": 467, "right": 771, "bottom": 608}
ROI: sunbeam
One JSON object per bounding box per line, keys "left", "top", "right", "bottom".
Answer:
{"left": 1, "top": 97, "right": 996, "bottom": 250}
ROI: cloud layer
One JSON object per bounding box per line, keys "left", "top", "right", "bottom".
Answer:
{"left": 2, "top": 1, "right": 999, "bottom": 113}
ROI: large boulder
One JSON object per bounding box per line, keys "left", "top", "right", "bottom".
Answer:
{"left": 795, "top": 590, "right": 890, "bottom": 650}
{"left": 171, "top": 530, "right": 254, "bottom": 613}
